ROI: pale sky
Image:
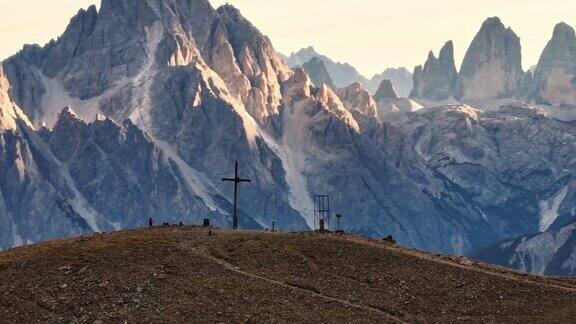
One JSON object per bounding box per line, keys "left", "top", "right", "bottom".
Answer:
{"left": 0, "top": 0, "right": 574, "bottom": 76}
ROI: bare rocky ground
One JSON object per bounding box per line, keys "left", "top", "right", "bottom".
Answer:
{"left": 1, "top": 227, "right": 576, "bottom": 323}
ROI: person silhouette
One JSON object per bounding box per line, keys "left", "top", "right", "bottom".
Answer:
{"left": 148, "top": 218, "right": 154, "bottom": 227}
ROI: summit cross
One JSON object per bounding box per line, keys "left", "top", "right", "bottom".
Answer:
{"left": 222, "top": 161, "right": 251, "bottom": 230}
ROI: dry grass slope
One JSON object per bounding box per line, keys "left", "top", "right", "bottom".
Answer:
{"left": 1, "top": 227, "right": 576, "bottom": 323}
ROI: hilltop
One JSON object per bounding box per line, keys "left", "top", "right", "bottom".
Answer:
{"left": 1, "top": 227, "right": 576, "bottom": 323}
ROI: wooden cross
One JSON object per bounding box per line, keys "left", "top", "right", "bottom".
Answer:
{"left": 222, "top": 161, "right": 251, "bottom": 229}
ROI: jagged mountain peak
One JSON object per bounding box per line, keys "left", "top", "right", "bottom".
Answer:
{"left": 480, "top": 17, "right": 519, "bottom": 38}
{"left": 61, "top": 105, "right": 77, "bottom": 116}
{"left": 374, "top": 79, "right": 399, "bottom": 101}
{"left": 291, "top": 46, "right": 318, "bottom": 57}
{"left": 336, "top": 82, "right": 378, "bottom": 120}
{"left": 68, "top": 4, "right": 98, "bottom": 25}
{"left": 552, "top": 22, "right": 576, "bottom": 39}
{"left": 301, "top": 57, "right": 336, "bottom": 89}
{"left": 217, "top": 3, "right": 247, "bottom": 18}
{"left": 370, "top": 68, "right": 414, "bottom": 97}
{"left": 411, "top": 41, "right": 457, "bottom": 100}
{"left": 424, "top": 41, "right": 454, "bottom": 66}
{"left": 483, "top": 16, "right": 502, "bottom": 25}
{"left": 439, "top": 41, "right": 455, "bottom": 62}
{"left": 3, "top": 0, "right": 294, "bottom": 126}
{"left": 379, "top": 67, "right": 410, "bottom": 76}
{"left": 530, "top": 21, "right": 576, "bottom": 106}
{"left": 455, "top": 17, "right": 523, "bottom": 100}
{"left": 475, "top": 16, "right": 520, "bottom": 46}
{"left": 54, "top": 106, "right": 86, "bottom": 130}
{"left": 216, "top": 3, "right": 267, "bottom": 42}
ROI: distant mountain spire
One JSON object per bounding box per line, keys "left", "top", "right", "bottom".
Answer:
{"left": 530, "top": 22, "right": 576, "bottom": 106}
{"left": 374, "top": 79, "right": 399, "bottom": 101}
{"left": 455, "top": 17, "right": 523, "bottom": 100}
{"left": 410, "top": 41, "right": 457, "bottom": 100}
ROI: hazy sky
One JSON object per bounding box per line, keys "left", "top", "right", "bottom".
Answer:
{"left": 1, "top": 0, "right": 574, "bottom": 76}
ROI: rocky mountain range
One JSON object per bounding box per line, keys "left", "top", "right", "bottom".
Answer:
{"left": 1, "top": 63, "right": 260, "bottom": 247}
{"left": 285, "top": 47, "right": 413, "bottom": 97}
{"left": 1, "top": 0, "right": 576, "bottom": 276}
{"left": 409, "top": 17, "right": 576, "bottom": 118}
{"left": 406, "top": 18, "right": 576, "bottom": 276}
{"left": 475, "top": 220, "right": 576, "bottom": 277}
{"left": 286, "top": 47, "right": 370, "bottom": 89}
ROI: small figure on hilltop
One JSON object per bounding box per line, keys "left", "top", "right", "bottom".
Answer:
{"left": 383, "top": 235, "right": 396, "bottom": 245}
{"left": 148, "top": 217, "right": 154, "bottom": 227}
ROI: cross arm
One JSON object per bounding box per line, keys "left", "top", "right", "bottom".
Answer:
{"left": 222, "top": 178, "right": 251, "bottom": 182}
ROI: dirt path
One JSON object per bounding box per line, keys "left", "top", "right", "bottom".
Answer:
{"left": 190, "top": 245, "right": 410, "bottom": 323}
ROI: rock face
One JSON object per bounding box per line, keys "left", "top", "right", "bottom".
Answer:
{"left": 0, "top": 65, "right": 30, "bottom": 131}
{"left": 455, "top": 18, "right": 523, "bottom": 100}
{"left": 388, "top": 103, "right": 576, "bottom": 253}
{"left": 286, "top": 46, "right": 369, "bottom": 89}
{"left": 302, "top": 57, "right": 336, "bottom": 89}
{"left": 336, "top": 82, "right": 379, "bottom": 121}
{"left": 374, "top": 79, "right": 399, "bottom": 101}
{"left": 49, "top": 108, "right": 252, "bottom": 230}
{"left": 475, "top": 221, "right": 576, "bottom": 276}
{"left": 0, "top": 103, "right": 258, "bottom": 250}
{"left": 411, "top": 41, "right": 457, "bottom": 100}
{"left": 530, "top": 23, "right": 576, "bottom": 106}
